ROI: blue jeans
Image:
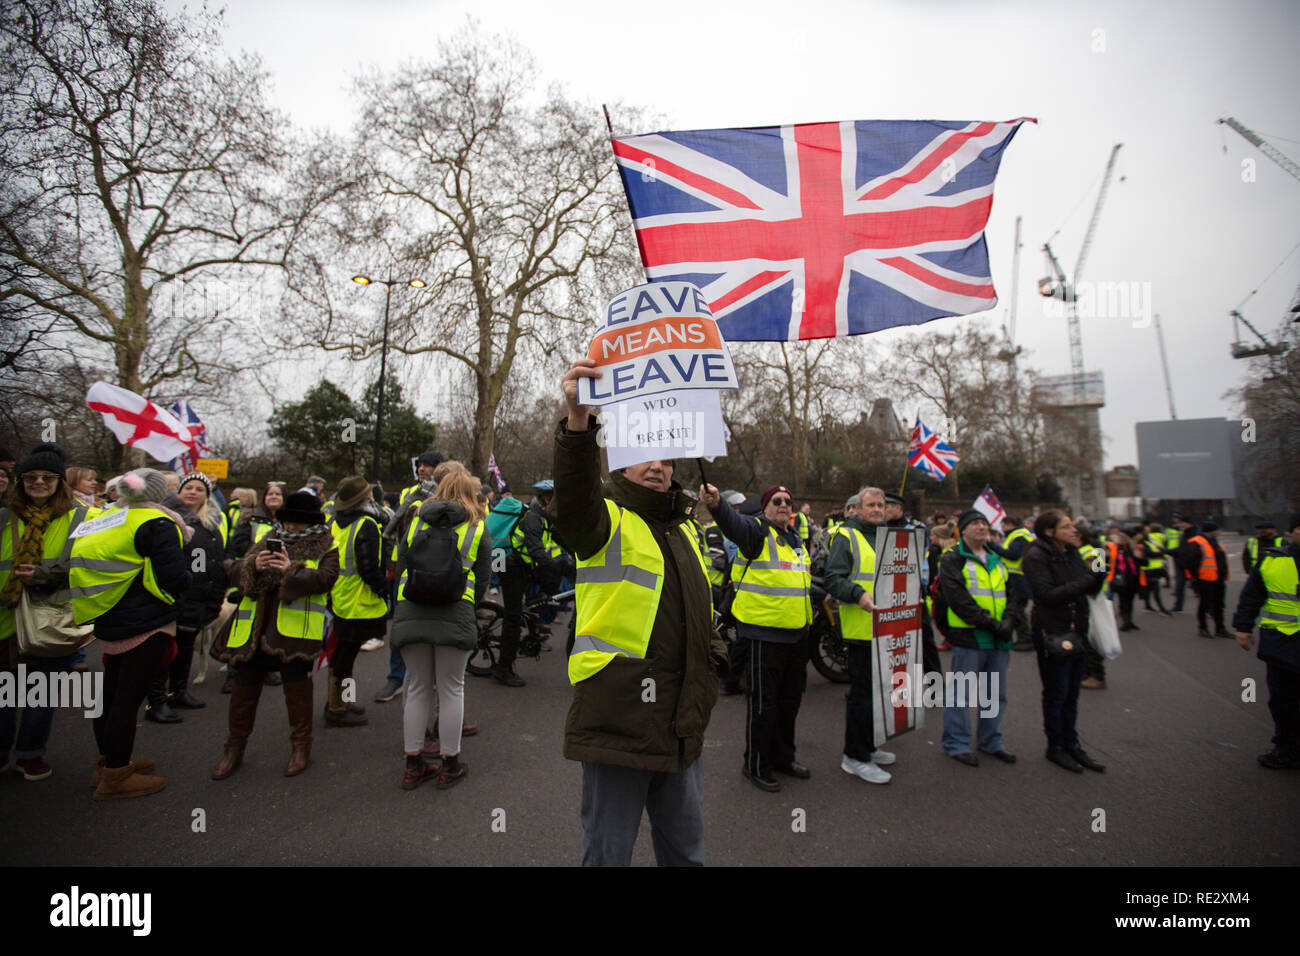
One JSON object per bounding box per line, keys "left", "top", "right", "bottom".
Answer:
{"left": 387, "top": 645, "right": 406, "bottom": 685}
{"left": 0, "top": 655, "right": 72, "bottom": 759}
{"left": 941, "top": 646, "right": 1008, "bottom": 755}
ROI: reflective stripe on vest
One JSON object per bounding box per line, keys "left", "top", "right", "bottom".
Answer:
{"left": 1247, "top": 537, "right": 1284, "bottom": 563}
{"left": 1188, "top": 536, "right": 1217, "bottom": 581}
{"left": 276, "top": 556, "right": 329, "bottom": 641}
{"left": 1002, "top": 527, "right": 1034, "bottom": 574}
{"left": 1165, "top": 528, "right": 1181, "bottom": 549}
{"left": 946, "top": 555, "right": 1007, "bottom": 629}
{"left": 511, "top": 507, "right": 562, "bottom": 566}
{"left": 69, "top": 508, "right": 181, "bottom": 625}
{"left": 1259, "top": 555, "right": 1300, "bottom": 635}
{"left": 570, "top": 500, "right": 708, "bottom": 684}
{"left": 694, "top": 521, "right": 725, "bottom": 588}
{"left": 330, "top": 516, "right": 388, "bottom": 620}
{"left": 0, "top": 506, "right": 87, "bottom": 639}
{"left": 1143, "top": 531, "right": 1165, "bottom": 570}
{"left": 398, "top": 514, "right": 484, "bottom": 607}
{"left": 731, "top": 522, "right": 811, "bottom": 629}
{"left": 832, "top": 525, "right": 876, "bottom": 642}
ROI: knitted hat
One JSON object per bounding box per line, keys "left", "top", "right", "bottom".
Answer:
{"left": 760, "top": 485, "right": 792, "bottom": 510}
{"left": 118, "top": 468, "right": 168, "bottom": 503}
{"left": 179, "top": 471, "right": 213, "bottom": 497}
{"left": 278, "top": 490, "right": 325, "bottom": 525}
{"left": 334, "top": 475, "right": 371, "bottom": 512}
{"left": 15, "top": 442, "right": 66, "bottom": 478}
{"left": 1201, "top": 522, "right": 1219, "bottom": 533}
{"left": 957, "top": 509, "right": 988, "bottom": 532}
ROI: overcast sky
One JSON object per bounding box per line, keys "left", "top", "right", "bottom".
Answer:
{"left": 203, "top": 0, "right": 1300, "bottom": 468}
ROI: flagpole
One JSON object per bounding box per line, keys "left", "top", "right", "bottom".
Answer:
{"left": 899, "top": 459, "right": 909, "bottom": 496}
{"left": 602, "top": 104, "right": 614, "bottom": 138}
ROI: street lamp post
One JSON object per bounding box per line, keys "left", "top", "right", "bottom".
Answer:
{"left": 351, "top": 274, "right": 425, "bottom": 480}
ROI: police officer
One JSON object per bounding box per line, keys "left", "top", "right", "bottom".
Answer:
{"left": 1244, "top": 521, "right": 1284, "bottom": 576}
{"left": 989, "top": 516, "right": 1035, "bottom": 651}
{"left": 704, "top": 482, "right": 812, "bottom": 793}
{"left": 792, "top": 503, "right": 814, "bottom": 551}
{"left": 1233, "top": 514, "right": 1300, "bottom": 769}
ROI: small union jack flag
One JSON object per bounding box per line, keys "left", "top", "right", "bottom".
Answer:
{"left": 908, "top": 417, "right": 960, "bottom": 481}
{"left": 488, "top": 453, "right": 506, "bottom": 491}
{"left": 612, "top": 118, "right": 1033, "bottom": 341}
{"left": 167, "top": 397, "right": 212, "bottom": 473}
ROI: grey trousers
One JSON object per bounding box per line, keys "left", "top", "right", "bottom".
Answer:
{"left": 580, "top": 759, "right": 705, "bottom": 867}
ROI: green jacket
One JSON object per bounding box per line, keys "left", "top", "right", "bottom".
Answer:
{"left": 938, "top": 540, "right": 1013, "bottom": 651}
{"left": 553, "top": 417, "right": 727, "bottom": 773}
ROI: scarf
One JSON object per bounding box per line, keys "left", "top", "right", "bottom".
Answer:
{"left": 280, "top": 524, "right": 331, "bottom": 545}
{"left": 0, "top": 504, "right": 54, "bottom": 608}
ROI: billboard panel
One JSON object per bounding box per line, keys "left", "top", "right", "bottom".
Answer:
{"left": 1136, "top": 419, "right": 1238, "bottom": 499}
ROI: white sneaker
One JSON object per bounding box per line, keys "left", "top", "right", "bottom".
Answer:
{"left": 869, "top": 748, "right": 896, "bottom": 766}
{"left": 360, "top": 638, "right": 384, "bottom": 652}
{"left": 841, "top": 755, "right": 892, "bottom": 784}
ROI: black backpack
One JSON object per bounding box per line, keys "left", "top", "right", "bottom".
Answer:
{"left": 403, "top": 516, "right": 467, "bottom": 606}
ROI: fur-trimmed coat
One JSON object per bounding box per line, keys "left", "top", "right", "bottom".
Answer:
{"left": 212, "top": 529, "right": 338, "bottom": 664}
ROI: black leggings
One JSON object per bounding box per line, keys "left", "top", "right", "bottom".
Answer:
{"left": 94, "top": 633, "right": 170, "bottom": 767}
{"left": 233, "top": 649, "right": 311, "bottom": 687}
{"left": 331, "top": 637, "right": 363, "bottom": 682}
{"left": 169, "top": 625, "right": 199, "bottom": 689}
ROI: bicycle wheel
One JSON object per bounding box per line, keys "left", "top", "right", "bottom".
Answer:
{"left": 469, "top": 601, "right": 503, "bottom": 677}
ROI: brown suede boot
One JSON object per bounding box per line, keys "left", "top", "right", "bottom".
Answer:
{"left": 212, "top": 682, "right": 263, "bottom": 780}
{"left": 93, "top": 763, "right": 165, "bottom": 801}
{"left": 91, "top": 755, "right": 156, "bottom": 789}
{"left": 283, "top": 677, "right": 314, "bottom": 776}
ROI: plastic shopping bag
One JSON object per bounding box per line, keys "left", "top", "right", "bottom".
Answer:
{"left": 1088, "top": 592, "right": 1122, "bottom": 660}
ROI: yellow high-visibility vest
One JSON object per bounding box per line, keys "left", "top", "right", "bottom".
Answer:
{"left": 946, "top": 553, "right": 1008, "bottom": 630}
{"left": 398, "top": 513, "right": 485, "bottom": 608}
{"left": 831, "top": 524, "right": 875, "bottom": 642}
{"left": 570, "top": 499, "right": 710, "bottom": 684}
{"left": 69, "top": 507, "right": 181, "bottom": 625}
{"left": 1259, "top": 554, "right": 1300, "bottom": 636}
{"left": 0, "top": 505, "right": 88, "bottom": 640}
{"left": 330, "top": 515, "right": 388, "bottom": 620}
{"left": 1002, "top": 527, "right": 1034, "bottom": 575}
{"left": 731, "top": 521, "right": 811, "bottom": 630}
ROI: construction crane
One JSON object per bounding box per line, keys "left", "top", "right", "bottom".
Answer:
{"left": 1038, "top": 143, "right": 1123, "bottom": 403}
{"left": 1231, "top": 308, "right": 1289, "bottom": 359}
{"left": 1219, "top": 117, "right": 1300, "bottom": 183}
{"left": 998, "top": 215, "right": 1023, "bottom": 361}
{"left": 1153, "top": 314, "right": 1176, "bottom": 419}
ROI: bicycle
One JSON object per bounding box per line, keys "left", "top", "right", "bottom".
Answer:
{"left": 469, "top": 588, "right": 575, "bottom": 677}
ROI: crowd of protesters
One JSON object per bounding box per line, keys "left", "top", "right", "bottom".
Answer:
{"left": 2, "top": 397, "right": 1295, "bottom": 862}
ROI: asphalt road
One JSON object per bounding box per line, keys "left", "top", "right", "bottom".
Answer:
{"left": 3, "top": 533, "right": 1295, "bottom": 867}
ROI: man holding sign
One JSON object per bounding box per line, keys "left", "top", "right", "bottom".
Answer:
{"left": 824, "top": 487, "right": 897, "bottom": 784}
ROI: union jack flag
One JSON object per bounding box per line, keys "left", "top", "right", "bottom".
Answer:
{"left": 908, "top": 417, "right": 960, "bottom": 481}
{"left": 487, "top": 453, "right": 506, "bottom": 491}
{"left": 612, "top": 118, "right": 1032, "bottom": 341}
{"left": 167, "top": 397, "right": 212, "bottom": 473}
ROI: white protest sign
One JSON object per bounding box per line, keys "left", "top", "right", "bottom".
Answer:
{"left": 870, "top": 527, "right": 926, "bottom": 746}
{"left": 577, "top": 280, "right": 739, "bottom": 406}
{"left": 600, "top": 388, "right": 729, "bottom": 472}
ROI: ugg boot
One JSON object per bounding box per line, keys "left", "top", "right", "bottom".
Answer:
{"left": 283, "top": 678, "right": 314, "bottom": 776}
{"left": 93, "top": 763, "right": 165, "bottom": 801}
{"left": 324, "top": 669, "right": 367, "bottom": 727}
{"left": 91, "top": 755, "right": 156, "bottom": 789}
{"left": 212, "top": 682, "right": 263, "bottom": 780}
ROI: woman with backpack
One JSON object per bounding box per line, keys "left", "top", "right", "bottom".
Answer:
{"left": 391, "top": 470, "right": 491, "bottom": 790}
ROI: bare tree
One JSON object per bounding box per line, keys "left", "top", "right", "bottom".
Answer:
{"left": 283, "top": 25, "right": 644, "bottom": 475}
{"left": 0, "top": 0, "right": 331, "bottom": 423}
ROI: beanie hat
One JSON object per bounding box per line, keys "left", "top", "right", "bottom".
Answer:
{"left": 760, "top": 485, "right": 792, "bottom": 510}
{"left": 1201, "top": 522, "right": 1219, "bottom": 533}
{"left": 334, "top": 475, "right": 371, "bottom": 512}
{"left": 958, "top": 509, "right": 988, "bottom": 532}
{"left": 179, "top": 471, "right": 213, "bottom": 497}
{"left": 118, "top": 468, "right": 168, "bottom": 504}
{"left": 278, "top": 491, "right": 326, "bottom": 525}
{"left": 15, "top": 442, "right": 66, "bottom": 478}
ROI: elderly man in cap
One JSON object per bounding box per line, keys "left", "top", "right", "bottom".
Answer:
{"left": 703, "top": 482, "right": 812, "bottom": 792}
{"left": 1234, "top": 514, "right": 1300, "bottom": 769}
{"left": 938, "top": 509, "right": 1018, "bottom": 766}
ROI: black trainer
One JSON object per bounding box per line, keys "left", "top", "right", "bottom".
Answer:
{"left": 1046, "top": 746, "right": 1083, "bottom": 773}
{"left": 492, "top": 666, "right": 526, "bottom": 688}
{"left": 742, "top": 765, "right": 781, "bottom": 792}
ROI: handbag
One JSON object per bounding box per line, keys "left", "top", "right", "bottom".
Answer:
{"left": 10, "top": 517, "right": 94, "bottom": 658}
{"left": 15, "top": 588, "right": 95, "bottom": 658}
{"left": 1043, "top": 629, "right": 1085, "bottom": 658}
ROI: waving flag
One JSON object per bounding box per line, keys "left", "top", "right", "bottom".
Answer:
{"left": 487, "top": 453, "right": 506, "bottom": 491}
{"left": 972, "top": 485, "right": 1007, "bottom": 528}
{"left": 86, "top": 382, "right": 198, "bottom": 464}
{"left": 907, "top": 417, "right": 960, "bottom": 481}
{"left": 168, "top": 397, "right": 212, "bottom": 473}
{"left": 612, "top": 118, "right": 1033, "bottom": 341}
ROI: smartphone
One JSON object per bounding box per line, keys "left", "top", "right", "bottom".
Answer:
{"left": 266, "top": 538, "right": 284, "bottom": 553}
